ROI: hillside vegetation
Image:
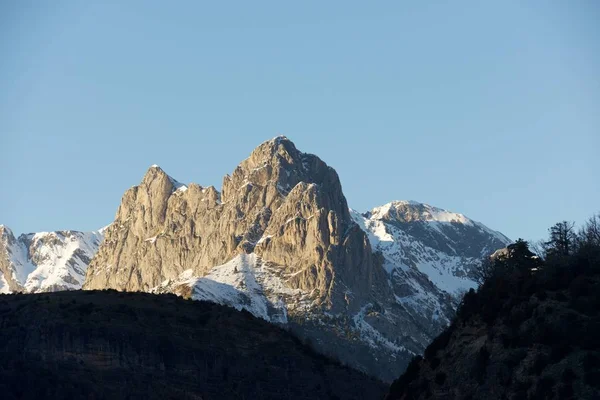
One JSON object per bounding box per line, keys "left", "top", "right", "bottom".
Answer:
{"left": 387, "top": 215, "right": 600, "bottom": 400}
{"left": 0, "top": 290, "right": 385, "bottom": 400}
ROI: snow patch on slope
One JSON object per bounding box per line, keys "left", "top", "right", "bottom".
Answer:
{"left": 169, "top": 176, "right": 188, "bottom": 192}
{"left": 8, "top": 240, "right": 36, "bottom": 284}
{"left": 153, "top": 253, "right": 310, "bottom": 323}
{"left": 1, "top": 226, "right": 35, "bottom": 286}
{"left": 24, "top": 230, "right": 105, "bottom": 292}
{"left": 353, "top": 304, "right": 413, "bottom": 355}
{"left": 0, "top": 272, "right": 10, "bottom": 294}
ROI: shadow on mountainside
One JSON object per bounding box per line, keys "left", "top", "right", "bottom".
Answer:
{"left": 0, "top": 290, "right": 386, "bottom": 400}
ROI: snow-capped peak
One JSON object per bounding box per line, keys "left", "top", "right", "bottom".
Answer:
{"left": 145, "top": 165, "right": 188, "bottom": 193}
{"left": 352, "top": 200, "right": 511, "bottom": 297}
{"left": 370, "top": 200, "right": 472, "bottom": 225}
{"left": 271, "top": 135, "right": 290, "bottom": 144}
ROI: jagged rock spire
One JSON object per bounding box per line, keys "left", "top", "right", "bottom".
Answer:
{"left": 84, "top": 137, "right": 376, "bottom": 312}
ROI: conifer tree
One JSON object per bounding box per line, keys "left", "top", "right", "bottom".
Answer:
{"left": 545, "top": 221, "right": 576, "bottom": 258}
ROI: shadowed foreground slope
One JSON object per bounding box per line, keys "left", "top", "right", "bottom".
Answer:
{"left": 386, "top": 229, "right": 600, "bottom": 400}
{"left": 0, "top": 290, "right": 385, "bottom": 400}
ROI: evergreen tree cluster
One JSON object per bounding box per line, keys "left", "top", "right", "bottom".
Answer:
{"left": 462, "top": 214, "right": 600, "bottom": 324}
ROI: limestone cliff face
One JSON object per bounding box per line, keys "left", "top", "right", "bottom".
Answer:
{"left": 84, "top": 137, "right": 379, "bottom": 312}
{"left": 0, "top": 226, "right": 24, "bottom": 293}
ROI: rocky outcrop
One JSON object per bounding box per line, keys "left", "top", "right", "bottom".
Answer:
{"left": 85, "top": 137, "right": 380, "bottom": 312}
{"left": 0, "top": 226, "right": 25, "bottom": 293}
{"left": 0, "top": 225, "right": 104, "bottom": 293}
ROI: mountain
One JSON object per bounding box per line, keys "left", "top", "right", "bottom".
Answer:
{"left": 82, "top": 136, "right": 510, "bottom": 381}
{"left": 0, "top": 225, "right": 105, "bottom": 293}
{"left": 385, "top": 239, "right": 600, "bottom": 400}
{"left": 0, "top": 290, "right": 386, "bottom": 400}
{"left": 352, "top": 200, "right": 510, "bottom": 297}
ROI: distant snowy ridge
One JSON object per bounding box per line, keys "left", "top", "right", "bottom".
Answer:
{"left": 0, "top": 225, "right": 106, "bottom": 293}
{"left": 367, "top": 200, "right": 509, "bottom": 246}
{"left": 352, "top": 201, "right": 511, "bottom": 297}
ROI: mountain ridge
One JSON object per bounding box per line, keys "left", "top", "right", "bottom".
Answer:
{"left": 78, "top": 136, "right": 510, "bottom": 381}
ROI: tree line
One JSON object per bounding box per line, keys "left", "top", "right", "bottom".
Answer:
{"left": 473, "top": 214, "right": 600, "bottom": 287}
{"left": 462, "top": 213, "right": 600, "bottom": 324}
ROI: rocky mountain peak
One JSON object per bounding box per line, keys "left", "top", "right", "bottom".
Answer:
{"left": 363, "top": 200, "right": 510, "bottom": 260}
{"left": 250, "top": 135, "right": 300, "bottom": 164}
{"left": 85, "top": 137, "right": 367, "bottom": 308}
{"left": 222, "top": 137, "right": 345, "bottom": 213}
{"left": 142, "top": 164, "right": 187, "bottom": 193}
{"left": 0, "top": 225, "right": 16, "bottom": 245}
{"left": 143, "top": 164, "right": 168, "bottom": 181}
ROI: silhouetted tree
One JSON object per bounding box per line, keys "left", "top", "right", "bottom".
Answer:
{"left": 545, "top": 221, "right": 576, "bottom": 259}
{"left": 508, "top": 239, "right": 538, "bottom": 266}
{"left": 529, "top": 239, "right": 547, "bottom": 260}
{"left": 473, "top": 257, "right": 496, "bottom": 286}
{"left": 475, "top": 239, "right": 540, "bottom": 285}
{"left": 577, "top": 214, "right": 600, "bottom": 249}
{"left": 573, "top": 214, "right": 600, "bottom": 269}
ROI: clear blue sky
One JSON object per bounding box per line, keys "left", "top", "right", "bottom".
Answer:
{"left": 1, "top": 1, "right": 598, "bottom": 242}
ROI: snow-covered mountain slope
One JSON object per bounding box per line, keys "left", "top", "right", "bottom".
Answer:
{"left": 153, "top": 253, "right": 309, "bottom": 324}
{"left": 0, "top": 225, "right": 106, "bottom": 293}
{"left": 352, "top": 200, "right": 511, "bottom": 298}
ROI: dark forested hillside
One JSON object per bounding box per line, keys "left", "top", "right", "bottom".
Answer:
{"left": 386, "top": 216, "right": 600, "bottom": 400}
{"left": 0, "top": 290, "right": 386, "bottom": 400}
